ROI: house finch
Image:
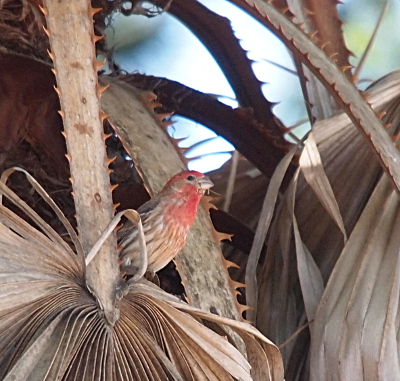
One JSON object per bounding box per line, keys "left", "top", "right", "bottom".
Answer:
{"left": 118, "top": 170, "right": 214, "bottom": 275}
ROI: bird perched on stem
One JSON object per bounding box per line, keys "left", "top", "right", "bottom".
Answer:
{"left": 118, "top": 170, "right": 214, "bottom": 275}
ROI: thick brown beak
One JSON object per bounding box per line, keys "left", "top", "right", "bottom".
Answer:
{"left": 198, "top": 175, "right": 214, "bottom": 192}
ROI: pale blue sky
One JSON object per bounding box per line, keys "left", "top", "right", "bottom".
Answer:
{"left": 106, "top": 0, "right": 400, "bottom": 172}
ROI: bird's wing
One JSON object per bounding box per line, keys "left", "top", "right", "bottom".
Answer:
{"left": 137, "top": 198, "right": 160, "bottom": 216}
{"left": 118, "top": 198, "right": 161, "bottom": 240}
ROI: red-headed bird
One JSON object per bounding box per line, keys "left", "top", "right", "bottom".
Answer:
{"left": 118, "top": 170, "right": 214, "bottom": 275}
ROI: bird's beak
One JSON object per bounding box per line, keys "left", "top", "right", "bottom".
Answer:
{"left": 197, "top": 176, "right": 214, "bottom": 194}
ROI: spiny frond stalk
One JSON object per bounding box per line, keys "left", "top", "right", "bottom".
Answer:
{"left": 43, "top": 0, "right": 119, "bottom": 324}
{"left": 234, "top": 0, "right": 400, "bottom": 196}
{"left": 100, "top": 76, "right": 244, "bottom": 326}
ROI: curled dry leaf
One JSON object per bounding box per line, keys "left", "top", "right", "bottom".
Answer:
{"left": 85, "top": 209, "right": 147, "bottom": 285}
{"left": 0, "top": 173, "right": 283, "bottom": 380}
{"left": 299, "top": 132, "right": 347, "bottom": 241}
{"left": 286, "top": 171, "right": 324, "bottom": 325}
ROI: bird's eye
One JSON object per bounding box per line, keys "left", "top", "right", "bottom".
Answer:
{"left": 186, "top": 175, "right": 195, "bottom": 181}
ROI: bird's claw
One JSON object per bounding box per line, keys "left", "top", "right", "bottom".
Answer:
{"left": 115, "top": 280, "right": 130, "bottom": 300}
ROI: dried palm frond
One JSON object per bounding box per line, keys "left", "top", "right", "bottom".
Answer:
{"left": 257, "top": 70, "right": 400, "bottom": 379}
{"left": 0, "top": 169, "right": 283, "bottom": 380}
{"left": 310, "top": 173, "right": 400, "bottom": 380}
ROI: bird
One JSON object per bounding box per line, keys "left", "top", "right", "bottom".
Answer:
{"left": 118, "top": 170, "right": 214, "bottom": 275}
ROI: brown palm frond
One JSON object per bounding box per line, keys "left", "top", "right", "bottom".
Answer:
{"left": 257, "top": 70, "right": 400, "bottom": 377}
{"left": 0, "top": 171, "right": 283, "bottom": 380}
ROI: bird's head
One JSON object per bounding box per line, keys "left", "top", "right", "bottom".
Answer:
{"left": 163, "top": 170, "right": 214, "bottom": 197}
{"left": 155, "top": 171, "right": 214, "bottom": 228}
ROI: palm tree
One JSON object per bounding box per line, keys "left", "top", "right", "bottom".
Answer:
{"left": 0, "top": 0, "right": 399, "bottom": 380}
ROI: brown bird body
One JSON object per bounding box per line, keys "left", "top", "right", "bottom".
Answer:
{"left": 118, "top": 170, "right": 213, "bottom": 275}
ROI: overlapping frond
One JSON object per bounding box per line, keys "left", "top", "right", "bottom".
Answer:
{"left": 257, "top": 71, "right": 400, "bottom": 379}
